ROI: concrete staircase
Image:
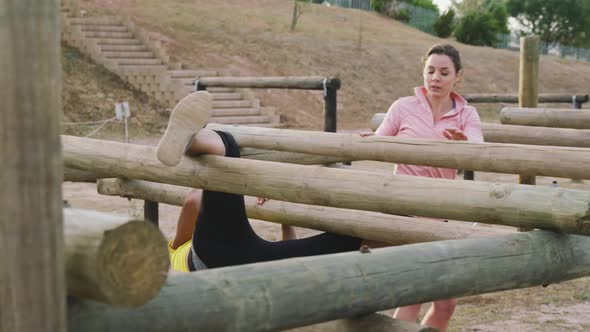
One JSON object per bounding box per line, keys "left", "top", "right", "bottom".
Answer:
{"left": 61, "top": 8, "right": 282, "bottom": 127}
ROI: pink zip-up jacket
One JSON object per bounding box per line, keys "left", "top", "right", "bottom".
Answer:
{"left": 375, "top": 87, "right": 484, "bottom": 179}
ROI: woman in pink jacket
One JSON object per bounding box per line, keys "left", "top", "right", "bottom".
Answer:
{"left": 375, "top": 44, "right": 483, "bottom": 331}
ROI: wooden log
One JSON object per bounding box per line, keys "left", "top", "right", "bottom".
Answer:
{"left": 206, "top": 123, "right": 590, "bottom": 180}
{"left": 1, "top": 0, "right": 65, "bottom": 330}
{"left": 63, "top": 208, "right": 169, "bottom": 307}
{"left": 288, "top": 313, "right": 436, "bottom": 332}
{"left": 62, "top": 135, "right": 590, "bottom": 235}
{"left": 97, "top": 179, "right": 510, "bottom": 245}
{"left": 197, "top": 76, "right": 340, "bottom": 90}
{"left": 371, "top": 113, "right": 590, "bottom": 148}
{"left": 517, "top": 35, "right": 540, "bottom": 231}
{"left": 463, "top": 93, "right": 589, "bottom": 104}
{"left": 501, "top": 107, "right": 590, "bottom": 129}
{"left": 68, "top": 231, "right": 590, "bottom": 331}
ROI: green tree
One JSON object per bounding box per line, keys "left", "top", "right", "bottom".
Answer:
{"left": 506, "top": 0, "right": 590, "bottom": 46}
{"left": 454, "top": 11, "right": 499, "bottom": 46}
{"left": 434, "top": 9, "right": 456, "bottom": 37}
{"left": 452, "top": 0, "right": 509, "bottom": 33}
{"left": 405, "top": 0, "right": 439, "bottom": 12}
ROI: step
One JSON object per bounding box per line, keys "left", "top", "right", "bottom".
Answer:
{"left": 81, "top": 25, "right": 128, "bottom": 32}
{"left": 206, "top": 87, "right": 235, "bottom": 93}
{"left": 210, "top": 92, "right": 243, "bottom": 100}
{"left": 212, "top": 100, "right": 253, "bottom": 108}
{"left": 210, "top": 108, "right": 261, "bottom": 117}
{"left": 97, "top": 38, "right": 142, "bottom": 45}
{"left": 101, "top": 45, "right": 148, "bottom": 52}
{"left": 104, "top": 51, "right": 155, "bottom": 59}
{"left": 85, "top": 31, "right": 134, "bottom": 39}
{"left": 209, "top": 115, "right": 271, "bottom": 125}
{"left": 116, "top": 59, "right": 163, "bottom": 66}
{"left": 168, "top": 69, "right": 218, "bottom": 78}
{"left": 68, "top": 17, "right": 122, "bottom": 26}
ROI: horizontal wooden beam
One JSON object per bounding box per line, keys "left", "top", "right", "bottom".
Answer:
{"left": 68, "top": 230, "right": 590, "bottom": 331}
{"left": 197, "top": 76, "right": 340, "bottom": 90}
{"left": 64, "top": 208, "right": 168, "bottom": 307}
{"left": 64, "top": 146, "right": 351, "bottom": 182}
{"left": 284, "top": 313, "right": 435, "bottom": 332}
{"left": 463, "top": 93, "right": 589, "bottom": 104}
{"left": 97, "top": 179, "right": 509, "bottom": 245}
{"left": 501, "top": 107, "right": 590, "bottom": 129}
{"left": 62, "top": 135, "right": 590, "bottom": 235}
{"left": 206, "top": 123, "right": 590, "bottom": 180}
{"left": 371, "top": 113, "right": 590, "bottom": 148}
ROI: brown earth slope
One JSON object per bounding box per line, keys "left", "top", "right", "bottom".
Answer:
{"left": 76, "top": 0, "right": 590, "bottom": 130}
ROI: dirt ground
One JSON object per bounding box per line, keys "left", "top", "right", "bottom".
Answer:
{"left": 63, "top": 135, "right": 590, "bottom": 332}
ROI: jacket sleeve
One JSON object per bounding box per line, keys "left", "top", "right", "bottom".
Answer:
{"left": 375, "top": 100, "right": 401, "bottom": 136}
{"left": 462, "top": 107, "right": 484, "bottom": 143}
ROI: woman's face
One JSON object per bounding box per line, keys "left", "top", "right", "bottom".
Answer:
{"left": 423, "top": 53, "right": 461, "bottom": 98}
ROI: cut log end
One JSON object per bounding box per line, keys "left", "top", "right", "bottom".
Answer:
{"left": 96, "top": 220, "right": 169, "bottom": 307}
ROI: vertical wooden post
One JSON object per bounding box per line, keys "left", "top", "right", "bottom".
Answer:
{"left": 144, "top": 200, "right": 160, "bottom": 226}
{"left": 323, "top": 79, "right": 339, "bottom": 133}
{"left": 0, "top": 0, "right": 66, "bottom": 331}
{"left": 518, "top": 35, "right": 539, "bottom": 232}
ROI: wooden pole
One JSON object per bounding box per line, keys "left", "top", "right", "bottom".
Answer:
{"left": 289, "top": 313, "right": 436, "bottom": 332}
{"left": 64, "top": 209, "right": 169, "bottom": 307}
{"left": 518, "top": 35, "right": 540, "bottom": 231}
{"left": 371, "top": 113, "right": 590, "bottom": 148}
{"left": 197, "top": 76, "right": 340, "bottom": 90}
{"left": 205, "top": 123, "right": 590, "bottom": 180}
{"left": 68, "top": 231, "right": 590, "bottom": 332}
{"left": 500, "top": 107, "right": 590, "bottom": 129}
{"left": 62, "top": 136, "right": 590, "bottom": 235}
{"left": 97, "top": 179, "right": 510, "bottom": 245}
{"left": 463, "top": 94, "right": 588, "bottom": 104}
{"left": 1, "top": 0, "right": 66, "bottom": 330}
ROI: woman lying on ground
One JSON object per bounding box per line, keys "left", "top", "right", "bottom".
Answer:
{"left": 156, "top": 91, "right": 362, "bottom": 272}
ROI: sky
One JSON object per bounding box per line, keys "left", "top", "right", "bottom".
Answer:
{"left": 433, "top": 0, "right": 452, "bottom": 12}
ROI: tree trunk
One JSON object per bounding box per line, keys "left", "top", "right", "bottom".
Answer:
{"left": 64, "top": 209, "right": 169, "bottom": 307}
{"left": 206, "top": 123, "right": 590, "bottom": 180}
{"left": 371, "top": 113, "right": 590, "bottom": 148}
{"left": 501, "top": 107, "right": 590, "bottom": 129}
{"left": 68, "top": 231, "right": 590, "bottom": 331}
{"left": 62, "top": 135, "right": 590, "bottom": 235}
{"left": 97, "top": 179, "right": 510, "bottom": 245}
{"left": 0, "top": 0, "right": 65, "bottom": 330}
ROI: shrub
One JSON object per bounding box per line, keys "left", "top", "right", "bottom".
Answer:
{"left": 454, "top": 11, "right": 498, "bottom": 46}
{"left": 434, "top": 9, "right": 455, "bottom": 38}
{"left": 371, "top": 0, "right": 390, "bottom": 13}
{"left": 392, "top": 8, "right": 411, "bottom": 22}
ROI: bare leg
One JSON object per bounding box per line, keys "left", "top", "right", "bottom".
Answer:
{"left": 171, "top": 189, "right": 202, "bottom": 249}
{"left": 393, "top": 304, "right": 422, "bottom": 323}
{"left": 156, "top": 91, "right": 212, "bottom": 166}
{"left": 421, "top": 299, "right": 457, "bottom": 331}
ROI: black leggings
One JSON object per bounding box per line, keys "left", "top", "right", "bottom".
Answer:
{"left": 192, "top": 131, "right": 362, "bottom": 269}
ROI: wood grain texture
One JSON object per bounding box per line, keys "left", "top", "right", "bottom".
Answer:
{"left": 371, "top": 113, "right": 590, "bottom": 148}
{"left": 97, "top": 178, "right": 510, "bottom": 245}
{"left": 62, "top": 136, "right": 590, "bottom": 235}
{"left": 68, "top": 231, "right": 590, "bottom": 331}
{"left": 501, "top": 107, "right": 590, "bottom": 129}
{"left": 64, "top": 209, "right": 169, "bottom": 307}
{"left": 0, "top": 0, "right": 65, "bottom": 331}
{"left": 206, "top": 123, "right": 590, "bottom": 180}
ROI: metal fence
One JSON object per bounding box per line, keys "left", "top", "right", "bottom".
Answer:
{"left": 327, "top": 0, "right": 373, "bottom": 11}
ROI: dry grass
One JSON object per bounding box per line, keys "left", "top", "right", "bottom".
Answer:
{"left": 79, "top": 0, "right": 590, "bottom": 130}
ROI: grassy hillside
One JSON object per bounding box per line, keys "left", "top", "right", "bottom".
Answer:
{"left": 78, "top": 0, "right": 590, "bottom": 130}
{"left": 62, "top": 44, "right": 166, "bottom": 139}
